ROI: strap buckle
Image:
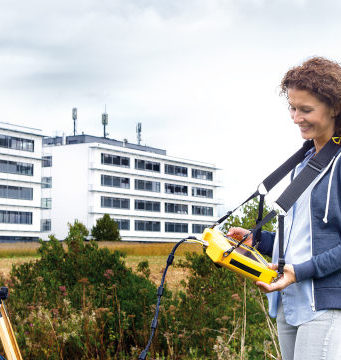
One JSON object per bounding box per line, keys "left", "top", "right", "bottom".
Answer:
{"left": 307, "top": 158, "right": 323, "bottom": 172}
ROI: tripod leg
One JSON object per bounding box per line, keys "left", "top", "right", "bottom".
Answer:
{"left": 0, "top": 300, "right": 22, "bottom": 360}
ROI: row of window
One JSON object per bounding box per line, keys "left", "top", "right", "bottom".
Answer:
{"left": 101, "top": 175, "right": 213, "bottom": 198}
{"left": 0, "top": 160, "right": 34, "bottom": 176}
{"left": 118, "top": 220, "right": 209, "bottom": 233}
{"left": 101, "top": 153, "right": 213, "bottom": 180}
{"left": 39, "top": 217, "right": 208, "bottom": 234}
{"left": 100, "top": 196, "right": 214, "bottom": 215}
{"left": 0, "top": 210, "right": 32, "bottom": 224}
{"left": 0, "top": 185, "right": 33, "bottom": 200}
{"left": 0, "top": 135, "right": 34, "bottom": 152}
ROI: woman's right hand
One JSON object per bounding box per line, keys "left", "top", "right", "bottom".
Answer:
{"left": 226, "top": 227, "right": 253, "bottom": 247}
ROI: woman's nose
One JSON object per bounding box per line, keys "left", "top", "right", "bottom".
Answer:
{"left": 292, "top": 110, "right": 303, "bottom": 124}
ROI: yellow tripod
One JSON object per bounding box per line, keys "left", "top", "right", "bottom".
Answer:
{"left": 0, "top": 288, "right": 22, "bottom": 360}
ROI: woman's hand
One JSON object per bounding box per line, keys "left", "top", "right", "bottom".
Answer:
{"left": 227, "top": 227, "right": 253, "bottom": 247}
{"left": 256, "top": 263, "right": 296, "bottom": 293}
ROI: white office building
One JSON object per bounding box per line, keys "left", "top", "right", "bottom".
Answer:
{"left": 0, "top": 122, "right": 44, "bottom": 242}
{"left": 41, "top": 134, "right": 222, "bottom": 242}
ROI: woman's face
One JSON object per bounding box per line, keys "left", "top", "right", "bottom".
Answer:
{"left": 288, "top": 88, "right": 335, "bottom": 147}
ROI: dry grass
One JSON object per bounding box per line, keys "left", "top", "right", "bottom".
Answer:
{"left": 0, "top": 257, "right": 37, "bottom": 277}
{"left": 98, "top": 241, "right": 204, "bottom": 256}
{"left": 125, "top": 255, "right": 190, "bottom": 292}
{"left": 0, "top": 241, "right": 201, "bottom": 291}
{"left": 0, "top": 242, "right": 40, "bottom": 258}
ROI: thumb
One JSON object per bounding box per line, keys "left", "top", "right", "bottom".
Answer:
{"left": 268, "top": 263, "right": 278, "bottom": 270}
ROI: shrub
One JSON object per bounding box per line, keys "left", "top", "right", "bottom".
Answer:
{"left": 4, "top": 221, "right": 157, "bottom": 359}
{"left": 91, "top": 214, "right": 121, "bottom": 242}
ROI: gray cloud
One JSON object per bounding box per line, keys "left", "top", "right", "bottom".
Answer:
{"left": 1, "top": 0, "right": 341, "bottom": 207}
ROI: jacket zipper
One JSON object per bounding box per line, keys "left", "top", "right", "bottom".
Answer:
{"left": 308, "top": 193, "right": 316, "bottom": 312}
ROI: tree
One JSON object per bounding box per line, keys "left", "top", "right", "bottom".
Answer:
{"left": 222, "top": 198, "right": 277, "bottom": 232}
{"left": 91, "top": 213, "right": 121, "bottom": 241}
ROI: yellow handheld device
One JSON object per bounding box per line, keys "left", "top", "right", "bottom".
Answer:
{"left": 202, "top": 228, "right": 277, "bottom": 284}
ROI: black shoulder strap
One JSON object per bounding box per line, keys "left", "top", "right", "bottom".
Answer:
{"left": 275, "top": 138, "right": 340, "bottom": 213}
{"left": 213, "top": 140, "right": 313, "bottom": 227}
{"left": 262, "top": 140, "right": 314, "bottom": 193}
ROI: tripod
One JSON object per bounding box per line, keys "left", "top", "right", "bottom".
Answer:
{"left": 0, "top": 288, "right": 22, "bottom": 360}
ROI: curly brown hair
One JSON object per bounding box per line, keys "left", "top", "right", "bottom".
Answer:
{"left": 280, "top": 57, "right": 341, "bottom": 136}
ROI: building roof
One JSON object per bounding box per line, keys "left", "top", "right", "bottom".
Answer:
{"left": 43, "top": 134, "right": 167, "bottom": 155}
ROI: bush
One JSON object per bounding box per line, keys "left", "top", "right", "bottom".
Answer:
{"left": 4, "top": 221, "right": 157, "bottom": 359}
{"left": 91, "top": 214, "right": 121, "bottom": 242}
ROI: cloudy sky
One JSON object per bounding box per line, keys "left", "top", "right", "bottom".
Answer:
{"left": 1, "top": 0, "right": 340, "bottom": 210}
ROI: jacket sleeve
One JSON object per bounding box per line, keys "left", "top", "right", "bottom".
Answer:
{"left": 294, "top": 244, "right": 341, "bottom": 282}
{"left": 252, "top": 230, "right": 275, "bottom": 257}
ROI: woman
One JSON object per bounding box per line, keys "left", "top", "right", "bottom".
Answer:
{"left": 228, "top": 57, "right": 341, "bottom": 360}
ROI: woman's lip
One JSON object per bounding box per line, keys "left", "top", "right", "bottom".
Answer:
{"left": 299, "top": 125, "right": 312, "bottom": 131}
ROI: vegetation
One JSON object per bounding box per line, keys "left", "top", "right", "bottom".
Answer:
{"left": 91, "top": 214, "right": 121, "bottom": 242}
{"left": 0, "top": 199, "right": 280, "bottom": 359}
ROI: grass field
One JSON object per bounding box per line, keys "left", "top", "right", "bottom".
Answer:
{"left": 0, "top": 241, "right": 203, "bottom": 291}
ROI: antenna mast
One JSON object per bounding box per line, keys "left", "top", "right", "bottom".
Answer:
{"left": 136, "top": 122, "right": 142, "bottom": 145}
{"left": 72, "top": 108, "right": 77, "bottom": 136}
{"left": 102, "top": 105, "right": 108, "bottom": 138}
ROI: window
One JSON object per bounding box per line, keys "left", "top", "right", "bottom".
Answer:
{"left": 192, "top": 205, "right": 213, "bottom": 216}
{"left": 192, "top": 187, "right": 213, "bottom": 198}
{"left": 135, "top": 159, "right": 160, "bottom": 172}
{"left": 165, "top": 183, "right": 188, "bottom": 195}
{"left": 135, "top": 220, "right": 160, "bottom": 232}
{"left": 41, "top": 198, "right": 52, "bottom": 209}
{"left": 0, "top": 134, "right": 34, "bottom": 152}
{"left": 0, "top": 185, "right": 33, "bottom": 200}
{"left": 165, "top": 203, "right": 188, "bottom": 214}
{"left": 0, "top": 210, "right": 32, "bottom": 224}
{"left": 42, "top": 156, "right": 52, "bottom": 167}
{"left": 116, "top": 219, "right": 130, "bottom": 230}
{"left": 135, "top": 179, "right": 160, "bottom": 192}
{"left": 0, "top": 160, "right": 33, "bottom": 176}
{"left": 192, "top": 224, "right": 210, "bottom": 233}
{"left": 135, "top": 200, "right": 160, "bottom": 212}
{"left": 101, "top": 153, "right": 130, "bottom": 167}
{"left": 101, "top": 196, "right": 130, "bottom": 209}
{"left": 42, "top": 177, "right": 52, "bottom": 188}
{"left": 165, "top": 164, "right": 187, "bottom": 177}
{"left": 101, "top": 175, "right": 130, "bottom": 189}
{"left": 192, "top": 169, "right": 213, "bottom": 181}
{"left": 165, "top": 222, "right": 188, "bottom": 233}
{"left": 41, "top": 219, "right": 51, "bottom": 232}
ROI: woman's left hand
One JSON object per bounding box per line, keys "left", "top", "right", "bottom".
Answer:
{"left": 256, "top": 263, "right": 296, "bottom": 293}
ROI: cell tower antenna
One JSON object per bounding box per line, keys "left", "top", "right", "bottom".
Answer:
{"left": 102, "top": 105, "right": 108, "bottom": 138}
{"left": 136, "top": 122, "right": 142, "bottom": 145}
{"left": 72, "top": 108, "right": 77, "bottom": 136}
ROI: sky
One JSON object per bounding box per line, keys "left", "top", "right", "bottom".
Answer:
{"left": 1, "top": 0, "right": 341, "bottom": 211}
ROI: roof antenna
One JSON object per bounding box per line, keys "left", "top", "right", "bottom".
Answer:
{"left": 72, "top": 108, "right": 77, "bottom": 136}
{"left": 136, "top": 122, "right": 142, "bottom": 145}
{"left": 102, "top": 105, "right": 109, "bottom": 138}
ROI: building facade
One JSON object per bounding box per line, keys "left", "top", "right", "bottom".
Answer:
{"left": 42, "top": 134, "right": 222, "bottom": 242}
{"left": 0, "top": 122, "right": 44, "bottom": 242}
